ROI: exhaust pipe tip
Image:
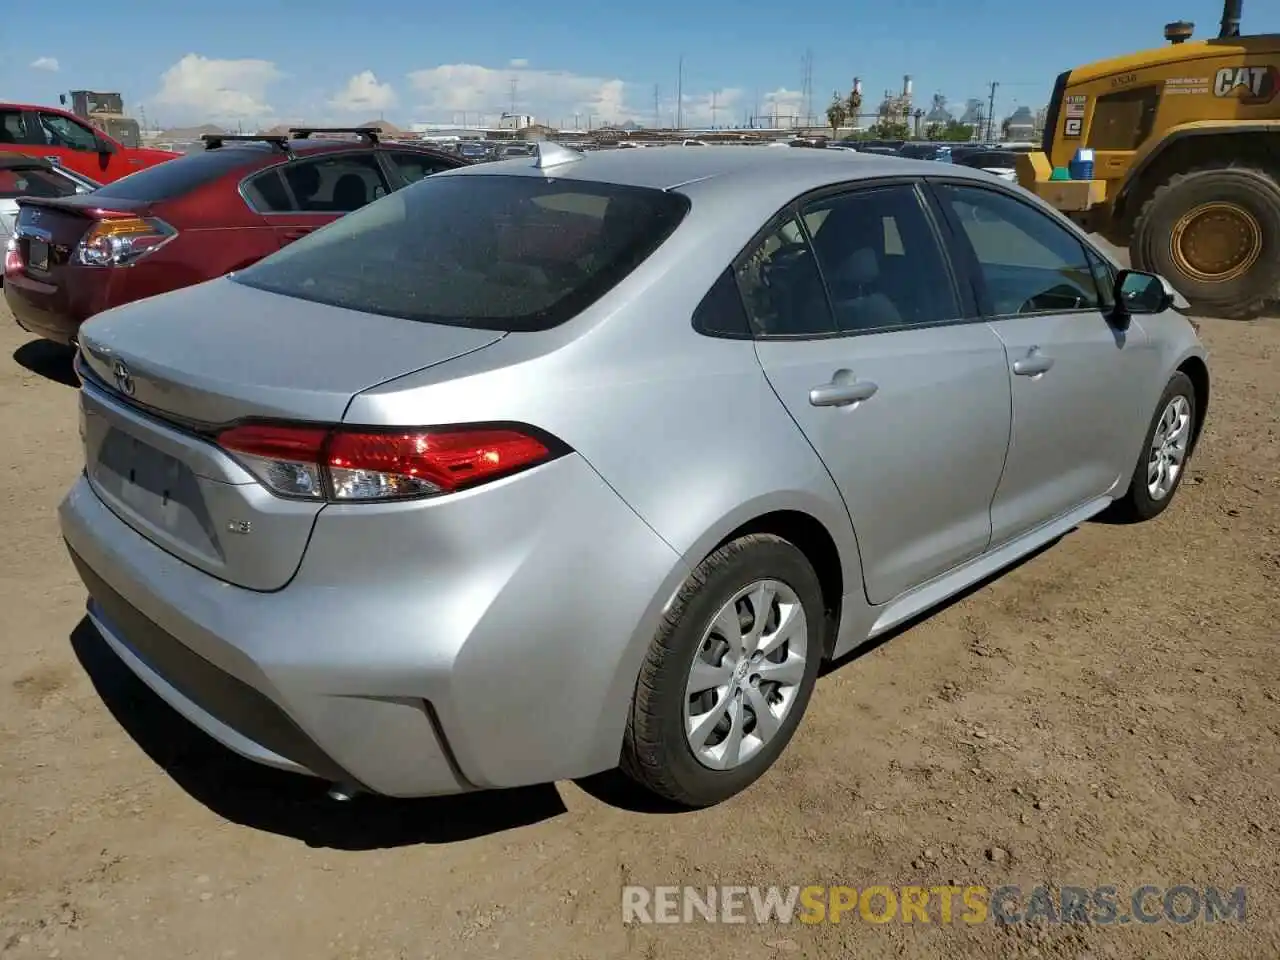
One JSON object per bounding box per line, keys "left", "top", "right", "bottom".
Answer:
{"left": 326, "top": 783, "right": 360, "bottom": 802}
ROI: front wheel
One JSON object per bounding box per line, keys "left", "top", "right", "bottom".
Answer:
{"left": 621, "top": 534, "right": 824, "bottom": 807}
{"left": 1109, "top": 371, "right": 1198, "bottom": 522}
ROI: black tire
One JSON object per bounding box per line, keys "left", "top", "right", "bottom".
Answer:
{"left": 1132, "top": 164, "right": 1280, "bottom": 320}
{"left": 1108, "top": 371, "right": 1198, "bottom": 523}
{"left": 620, "top": 534, "right": 825, "bottom": 807}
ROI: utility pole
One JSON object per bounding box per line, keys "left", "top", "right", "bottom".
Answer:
{"left": 676, "top": 55, "right": 684, "bottom": 131}
{"left": 711, "top": 90, "right": 719, "bottom": 128}
{"left": 986, "top": 80, "right": 998, "bottom": 142}
{"left": 801, "top": 49, "right": 814, "bottom": 130}
{"left": 653, "top": 84, "right": 660, "bottom": 130}
{"left": 510, "top": 77, "right": 518, "bottom": 118}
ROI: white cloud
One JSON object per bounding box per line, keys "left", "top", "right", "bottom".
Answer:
{"left": 758, "top": 87, "right": 807, "bottom": 122}
{"left": 151, "top": 53, "right": 282, "bottom": 124}
{"left": 30, "top": 57, "right": 59, "bottom": 72}
{"left": 407, "top": 62, "right": 750, "bottom": 128}
{"left": 328, "top": 70, "right": 397, "bottom": 113}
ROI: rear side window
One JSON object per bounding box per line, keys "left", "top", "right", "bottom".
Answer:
{"left": 0, "top": 167, "right": 77, "bottom": 199}
{"left": 232, "top": 174, "right": 690, "bottom": 331}
{"left": 92, "top": 148, "right": 261, "bottom": 201}
{"left": 244, "top": 153, "right": 389, "bottom": 213}
{"left": 802, "top": 184, "right": 960, "bottom": 331}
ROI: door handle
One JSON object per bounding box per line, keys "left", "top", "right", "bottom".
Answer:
{"left": 281, "top": 228, "right": 314, "bottom": 241}
{"left": 1012, "top": 348, "right": 1054, "bottom": 377}
{"left": 809, "top": 378, "right": 879, "bottom": 407}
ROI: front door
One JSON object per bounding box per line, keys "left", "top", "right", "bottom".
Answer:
{"left": 748, "top": 183, "right": 1012, "bottom": 605}
{"left": 931, "top": 181, "right": 1153, "bottom": 546}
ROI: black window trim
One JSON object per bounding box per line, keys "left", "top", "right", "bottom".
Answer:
{"left": 924, "top": 176, "right": 1118, "bottom": 322}
{"left": 238, "top": 147, "right": 389, "bottom": 216}
{"left": 711, "top": 175, "right": 979, "bottom": 343}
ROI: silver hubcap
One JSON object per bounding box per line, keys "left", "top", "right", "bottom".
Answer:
{"left": 1148, "top": 395, "right": 1192, "bottom": 501}
{"left": 683, "top": 579, "right": 809, "bottom": 771}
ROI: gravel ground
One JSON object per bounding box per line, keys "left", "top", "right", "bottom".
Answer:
{"left": 1, "top": 296, "right": 1277, "bottom": 960}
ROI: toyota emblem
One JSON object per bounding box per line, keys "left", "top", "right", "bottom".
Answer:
{"left": 111, "top": 359, "right": 135, "bottom": 397}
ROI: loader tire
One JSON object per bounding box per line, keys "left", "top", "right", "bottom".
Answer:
{"left": 1132, "top": 164, "right": 1280, "bottom": 320}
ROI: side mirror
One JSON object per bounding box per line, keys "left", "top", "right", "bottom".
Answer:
{"left": 1111, "top": 268, "right": 1174, "bottom": 328}
{"left": 95, "top": 136, "right": 118, "bottom": 155}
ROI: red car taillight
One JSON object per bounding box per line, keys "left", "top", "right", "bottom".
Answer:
{"left": 75, "top": 216, "right": 177, "bottom": 267}
{"left": 216, "top": 423, "right": 561, "bottom": 502}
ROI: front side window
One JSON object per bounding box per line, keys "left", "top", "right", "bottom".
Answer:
{"left": 39, "top": 113, "right": 100, "bottom": 151}
{"left": 936, "top": 184, "right": 1101, "bottom": 316}
{"left": 736, "top": 216, "right": 835, "bottom": 337}
{"left": 801, "top": 184, "right": 960, "bottom": 331}
{"left": 233, "top": 174, "right": 690, "bottom": 331}
{"left": 385, "top": 150, "right": 455, "bottom": 185}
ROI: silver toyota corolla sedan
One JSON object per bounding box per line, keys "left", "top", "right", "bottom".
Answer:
{"left": 60, "top": 144, "right": 1209, "bottom": 808}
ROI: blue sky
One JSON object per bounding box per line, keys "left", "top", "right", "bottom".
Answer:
{"left": 2, "top": 0, "right": 1272, "bottom": 130}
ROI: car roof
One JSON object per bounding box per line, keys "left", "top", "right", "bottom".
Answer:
{"left": 200, "top": 138, "right": 460, "bottom": 163}
{"left": 443, "top": 144, "right": 999, "bottom": 202}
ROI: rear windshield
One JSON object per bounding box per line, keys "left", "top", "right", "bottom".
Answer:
{"left": 92, "top": 147, "right": 260, "bottom": 202}
{"left": 232, "top": 173, "right": 691, "bottom": 331}
{"left": 898, "top": 144, "right": 941, "bottom": 159}
{"left": 0, "top": 167, "right": 77, "bottom": 199}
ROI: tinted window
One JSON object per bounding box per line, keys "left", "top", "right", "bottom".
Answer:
{"left": 93, "top": 148, "right": 260, "bottom": 201}
{"left": 0, "top": 166, "right": 78, "bottom": 199}
{"left": 736, "top": 216, "right": 835, "bottom": 337}
{"left": 1086, "top": 247, "right": 1116, "bottom": 310}
{"left": 898, "top": 144, "right": 940, "bottom": 159}
{"left": 802, "top": 185, "right": 959, "bottom": 331}
{"left": 245, "top": 153, "right": 389, "bottom": 213}
{"left": 0, "top": 110, "right": 38, "bottom": 145}
{"left": 39, "top": 113, "right": 99, "bottom": 151}
{"left": 233, "top": 174, "right": 690, "bottom": 331}
{"left": 1088, "top": 86, "right": 1160, "bottom": 151}
{"left": 937, "top": 184, "right": 1101, "bottom": 316}
{"left": 693, "top": 268, "right": 752, "bottom": 337}
{"left": 385, "top": 150, "right": 455, "bottom": 185}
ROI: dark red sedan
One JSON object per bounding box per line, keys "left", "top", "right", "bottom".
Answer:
{"left": 4, "top": 128, "right": 466, "bottom": 346}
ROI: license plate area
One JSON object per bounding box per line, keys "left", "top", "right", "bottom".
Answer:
{"left": 26, "top": 237, "right": 49, "bottom": 271}
{"left": 90, "top": 426, "right": 222, "bottom": 559}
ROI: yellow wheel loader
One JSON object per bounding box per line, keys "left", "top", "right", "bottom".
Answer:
{"left": 1017, "top": 0, "right": 1280, "bottom": 318}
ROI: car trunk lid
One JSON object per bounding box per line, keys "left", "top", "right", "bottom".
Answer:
{"left": 12, "top": 194, "right": 151, "bottom": 283}
{"left": 76, "top": 278, "right": 505, "bottom": 590}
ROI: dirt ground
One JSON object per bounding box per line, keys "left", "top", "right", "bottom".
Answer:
{"left": 0, "top": 295, "right": 1277, "bottom": 960}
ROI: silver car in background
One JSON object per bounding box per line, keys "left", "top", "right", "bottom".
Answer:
{"left": 1, "top": 154, "right": 98, "bottom": 251}
{"left": 60, "top": 145, "right": 1209, "bottom": 808}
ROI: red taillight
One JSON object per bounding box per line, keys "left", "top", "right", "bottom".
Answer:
{"left": 216, "top": 423, "right": 557, "bottom": 501}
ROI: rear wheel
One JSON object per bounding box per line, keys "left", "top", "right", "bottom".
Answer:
{"left": 1132, "top": 164, "right": 1280, "bottom": 319}
{"left": 621, "top": 534, "right": 824, "bottom": 807}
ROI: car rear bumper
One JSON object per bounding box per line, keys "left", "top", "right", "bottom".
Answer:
{"left": 59, "top": 454, "right": 688, "bottom": 797}
{"left": 3, "top": 265, "right": 110, "bottom": 345}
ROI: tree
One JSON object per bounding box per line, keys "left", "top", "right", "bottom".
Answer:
{"left": 844, "top": 81, "right": 863, "bottom": 130}
{"left": 924, "top": 122, "right": 943, "bottom": 141}
{"left": 826, "top": 92, "right": 847, "bottom": 136}
{"left": 937, "top": 120, "right": 975, "bottom": 142}
{"left": 867, "top": 120, "right": 910, "bottom": 140}
{"left": 1001, "top": 117, "right": 1013, "bottom": 140}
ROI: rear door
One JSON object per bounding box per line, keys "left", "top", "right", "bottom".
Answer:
{"left": 750, "top": 181, "right": 1012, "bottom": 605}
{"left": 929, "top": 180, "right": 1152, "bottom": 546}
{"left": 241, "top": 150, "right": 390, "bottom": 248}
